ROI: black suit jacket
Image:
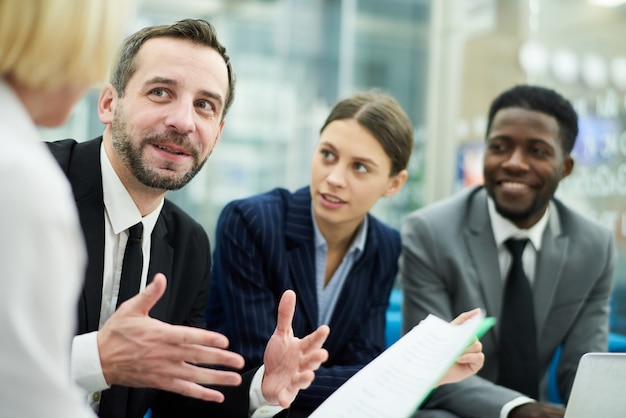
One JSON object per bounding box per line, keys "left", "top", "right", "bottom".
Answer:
{"left": 47, "top": 137, "right": 252, "bottom": 418}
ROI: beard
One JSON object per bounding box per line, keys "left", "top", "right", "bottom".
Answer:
{"left": 111, "top": 112, "right": 207, "bottom": 191}
{"left": 493, "top": 202, "right": 538, "bottom": 223}
{"left": 490, "top": 188, "right": 547, "bottom": 224}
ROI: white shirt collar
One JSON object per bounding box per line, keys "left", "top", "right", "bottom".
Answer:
{"left": 100, "top": 143, "right": 162, "bottom": 235}
{"left": 488, "top": 197, "right": 550, "bottom": 251}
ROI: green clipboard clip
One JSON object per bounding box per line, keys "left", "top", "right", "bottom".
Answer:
{"left": 476, "top": 316, "right": 497, "bottom": 339}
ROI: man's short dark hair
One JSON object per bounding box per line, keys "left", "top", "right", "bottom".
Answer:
{"left": 485, "top": 85, "right": 578, "bottom": 154}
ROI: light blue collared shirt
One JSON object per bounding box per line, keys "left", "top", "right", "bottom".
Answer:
{"left": 312, "top": 206, "right": 368, "bottom": 326}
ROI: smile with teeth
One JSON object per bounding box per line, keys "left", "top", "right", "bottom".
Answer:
{"left": 155, "top": 144, "right": 186, "bottom": 155}
{"left": 323, "top": 194, "right": 344, "bottom": 203}
{"left": 501, "top": 181, "right": 528, "bottom": 189}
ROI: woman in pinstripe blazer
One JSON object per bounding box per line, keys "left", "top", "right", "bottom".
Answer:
{"left": 206, "top": 90, "right": 412, "bottom": 417}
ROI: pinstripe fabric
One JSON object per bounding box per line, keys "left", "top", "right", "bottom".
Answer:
{"left": 206, "top": 187, "right": 400, "bottom": 416}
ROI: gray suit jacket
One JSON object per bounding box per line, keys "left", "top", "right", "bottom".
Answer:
{"left": 400, "top": 186, "right": 615, "bottom": 418}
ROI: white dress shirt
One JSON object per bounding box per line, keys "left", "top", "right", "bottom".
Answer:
{"left": 72, "top": 144, "right": 162, "bottom": 410}
{"left": 71, "top": 143, "right": 280, "bottom": 416}
{"left": 0, "top": 79, "right": 95, "bottom": 417}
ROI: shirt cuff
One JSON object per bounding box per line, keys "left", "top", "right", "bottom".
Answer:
{"left": 71, "top": 332, "right": 109, "bottom": 392}
{"left": 501, "top": 396, "right": 535, "bottom": 418}
{"left": 249, "top": 365, "right": 286, "bottom": 418}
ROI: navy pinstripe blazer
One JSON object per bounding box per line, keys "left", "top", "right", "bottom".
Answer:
{"left": 206, "top": 186, "right": 400, "bottom": 417}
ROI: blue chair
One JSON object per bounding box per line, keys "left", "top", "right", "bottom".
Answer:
{"left": 609, "top": 331, "right": 626, "bottom": 352}
{"left": 385, "top": 287, "right": 403, "bottom": 347}
{"left": 547, "top": 332, "right": 626, "bottom": 404}
{"left": 546, "top": 346, "right": 563, "bottom": 404}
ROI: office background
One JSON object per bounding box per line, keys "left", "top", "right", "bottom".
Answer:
{"left": 40, "top": 0, "right": 626, "bottom": 335}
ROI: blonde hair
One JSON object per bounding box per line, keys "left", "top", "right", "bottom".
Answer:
{"left": 0, "top": 0, "right": 131, "bottom": 91}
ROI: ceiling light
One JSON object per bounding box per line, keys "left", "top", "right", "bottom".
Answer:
{"left": 590, "top": 0, "right": 626, "bottom": 7}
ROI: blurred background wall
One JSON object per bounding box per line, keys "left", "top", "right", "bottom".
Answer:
{"left": 40, "top": 0, "right": 626, "bottom": 335}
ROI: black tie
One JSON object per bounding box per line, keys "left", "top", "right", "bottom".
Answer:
{"left": 100, "top": 224, "right": 143, "bottom": 416}
{"left": 116, "top": 222, "right": 143, "bottom": 308}
{"left": 497, "top": 238, "right": 539, "bottom": 399}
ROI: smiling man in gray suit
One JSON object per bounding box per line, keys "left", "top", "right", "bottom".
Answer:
{"left": 400, "top": 85, "right": 616, "bottom": 418}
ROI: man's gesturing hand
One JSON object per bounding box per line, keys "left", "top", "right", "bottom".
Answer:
{"left": 97, "top": 273, "right": 245, "bottom": 402}
{"left": 261, "top": 289, "right": 330, "bottom": 408}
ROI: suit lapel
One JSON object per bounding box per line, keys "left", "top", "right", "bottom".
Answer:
{"left": 65, "top": 138, "right": 107, "bottom": 333}
{"left": 146, "top": 213, "right": 174, "bottom": 321}
{"left": 62, "top": 138, "right": 177, "bottom": 329}
{"left": 285, "top": 188, "right": 318, "bottom": 330}
{"left": 77, "top": 193, "right": 107, "bottom": 332}
{"left": 533, "top": 204, "right": 567, "bottom": 336}
{"left": 464, "top": 188, "right": 502, "bottom": 346}
{"left": 463, "top": 189, "right": 568, "bottom": 342}
{"left": 325, "top": 219, "right": 376, "bottom": 351}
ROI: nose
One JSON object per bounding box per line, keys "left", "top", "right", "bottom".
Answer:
{"left": 326, "top": 165, "right": 347, "bottom": 188}
{"left": 502, "top": 147, "right": 529, "bottom": 171}
{"left": 164, "top": 100, "right": 196, "bottom": 134}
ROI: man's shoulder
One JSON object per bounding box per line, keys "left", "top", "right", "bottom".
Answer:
{"left": 406, "top": 186, "right": 483, "bottom": 223}
{"left": 45, "top": 137, "right": 100, "bottom": 153}
{"left": 553, "top": 198, "right": 614, "bottom": 241}
{"left": 161, "top": 199, "right": 207, "bottom": 238}
{"left": 45, "top": 137, "right": 101, "bottom": 172}
{"left": 221, "top": 186, "right": 305, "bottom": 220}
{"left": 45, "top": 138, "right": 79, "bottom": 171}
{"left": 46, "top": 137, "right": 78, "bottom": 151}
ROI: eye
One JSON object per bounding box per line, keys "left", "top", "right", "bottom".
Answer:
{"left": 150, "top": 88, "right": 168, "bottom": 98}
{"left": 487, "top": 141, "right": 507, "bottom": 153}
{"left": 196, "top": 100, "right": 212, "bottom": 110}
{"left": 354, "top": 162, "right": 368, "bottom": 173}
{"left": 531, "top": 146, "right": 550, "bottom": 157}
{"left": 321, "top": 149, "right": 336, "bottom": 161}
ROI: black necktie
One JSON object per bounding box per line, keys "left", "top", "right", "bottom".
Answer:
{"left": 116, "top": 222, "right": 143, "bottom": 308}
{"left": 100, "top": 223, "right": 143, "bottom": 415}
{"left": 497, "top": 238, "right": 539, "bottom": 399}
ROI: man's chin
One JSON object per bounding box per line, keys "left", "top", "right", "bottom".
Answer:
{"left": 494, "top": 203, "right": 533, "bottom": 223}
{"left": 136, "top": 171, "right": 191, "bottom": 191}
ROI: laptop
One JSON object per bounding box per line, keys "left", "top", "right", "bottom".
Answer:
{"left": 564, "top": 352, "right": 626, "bottom": 418}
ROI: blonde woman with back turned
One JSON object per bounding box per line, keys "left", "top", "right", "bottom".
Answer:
{"left": 0, "top": 0, "right": 131, "bottom": 416}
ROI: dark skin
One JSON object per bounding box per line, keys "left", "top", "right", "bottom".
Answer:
{"left": 484, "top": 107, "right": 572, "bottom": 418}
{"left": 510, "top": 402, "right": 565, "bottom": 418}
{"left": 483, "top": 107, "right": 573, "bottom": 230}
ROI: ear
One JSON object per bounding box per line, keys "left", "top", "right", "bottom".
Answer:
{"left": 206, "top": 119, "right": 227, "bottom": 157}
{"left": 216, "top": 119, "right": 226, "bottom": 146}
{"left": 383, "top": 169, "right": 409, "bottom": 197}
{"left": 98, "top": 83, "right": 118, "bottom": 125}
{"left": 561, "top": 155, "right": 574, "bottom": 178}
{"left": 208, "top": 119, "right": 226, "bottom": 155}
